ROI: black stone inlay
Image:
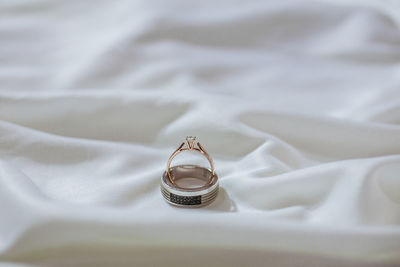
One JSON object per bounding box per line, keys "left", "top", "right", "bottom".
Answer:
{"left": 170, "top": 193, "right": 201, "bottom": 205}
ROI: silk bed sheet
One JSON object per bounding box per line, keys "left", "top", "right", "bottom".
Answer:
{"left": 0, "top": 0, "right": 400, "bottom": 266}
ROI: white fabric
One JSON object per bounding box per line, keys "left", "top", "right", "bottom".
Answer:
{"left": 1, "top": 0, "right": 400, "bottom": 266}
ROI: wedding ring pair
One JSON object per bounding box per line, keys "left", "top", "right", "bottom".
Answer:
{"left": 160, "top": 136, "right": 219, "bottom": 207}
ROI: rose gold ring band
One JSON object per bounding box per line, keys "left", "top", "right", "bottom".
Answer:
{"left": 166, "top": 136, "right": 215, "bottom": 187}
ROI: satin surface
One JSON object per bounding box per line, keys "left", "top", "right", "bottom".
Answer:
{"left": 0, "top": 0, "right": 400, "bottom": 266}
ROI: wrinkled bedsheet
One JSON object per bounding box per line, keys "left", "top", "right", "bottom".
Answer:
{"left": 0, "top": 0, "right": 400, "bottom": 266}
